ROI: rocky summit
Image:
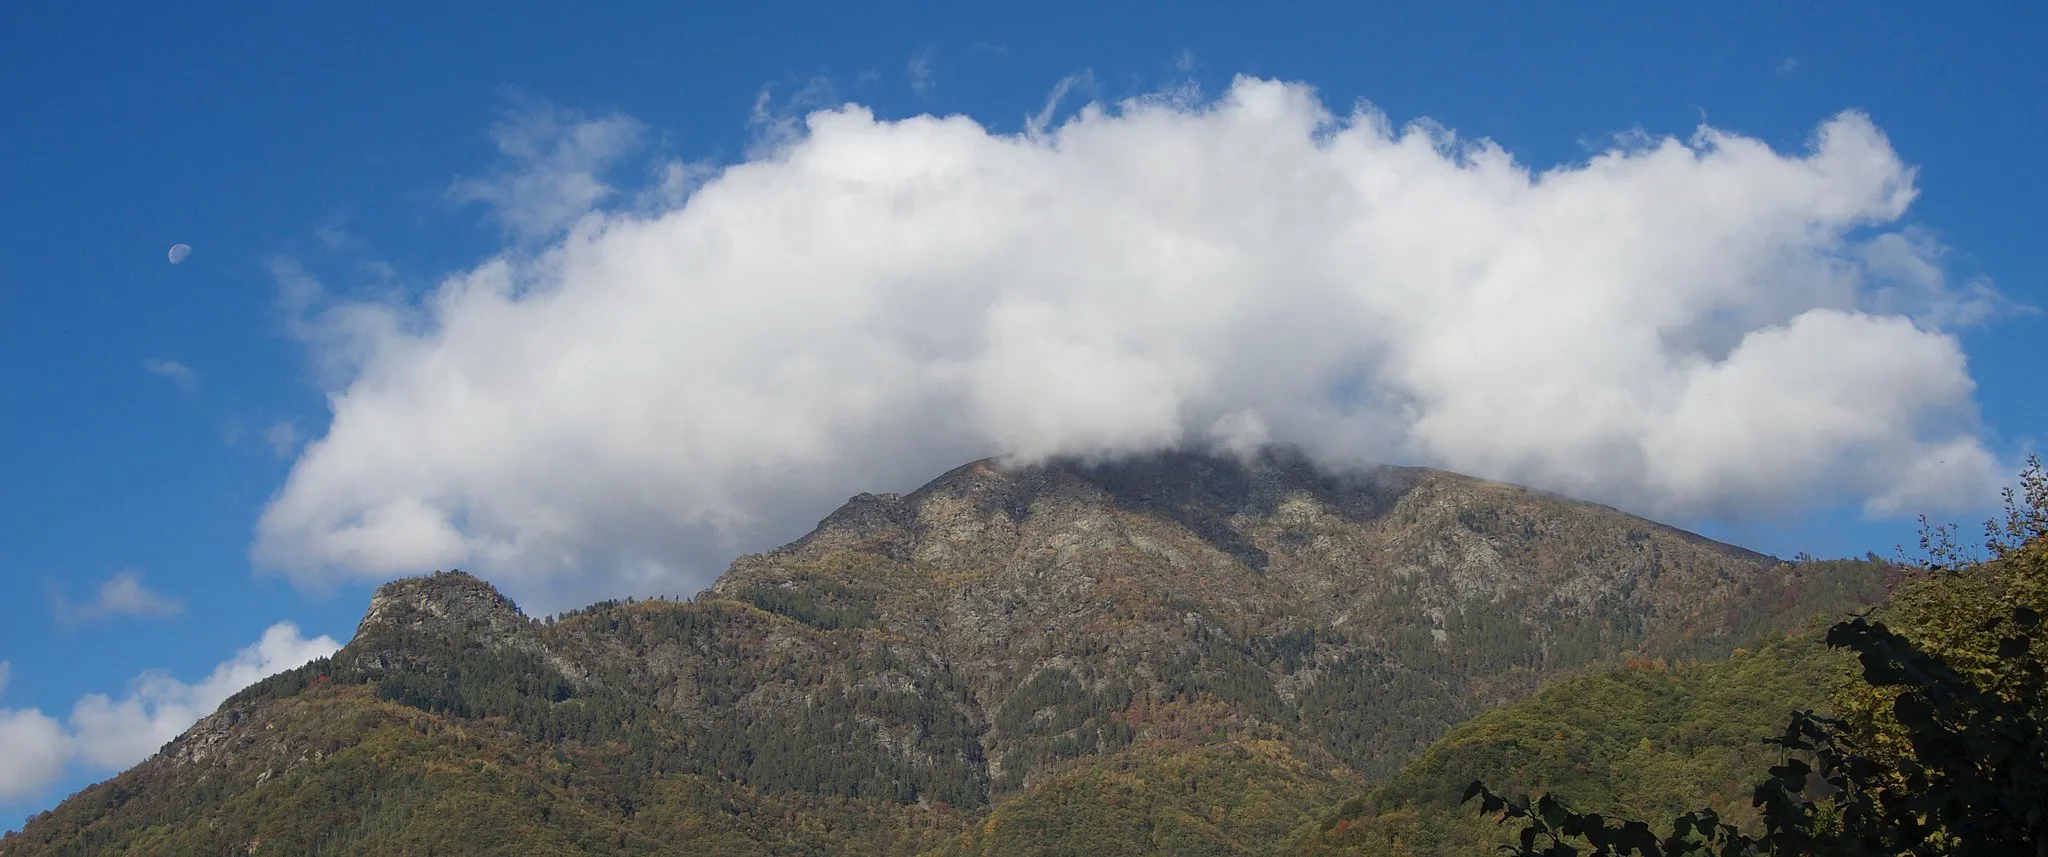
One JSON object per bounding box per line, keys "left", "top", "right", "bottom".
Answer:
{"left": 1, "top": 449, "right": 1892, "bottom": 857}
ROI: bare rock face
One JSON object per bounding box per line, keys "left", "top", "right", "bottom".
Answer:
{"left": 346, "top": 570, "right": 538, "bottom": 681}
{"left": 355, "top": 570, "right": 527, "bottom": 641}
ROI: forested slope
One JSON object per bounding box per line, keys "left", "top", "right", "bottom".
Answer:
{"left": 1297, "top": 631, "right": 1853, "bottom": 856}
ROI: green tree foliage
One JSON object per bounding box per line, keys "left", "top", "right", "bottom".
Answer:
{"left": 1297, "top": 632, "right": 1852, "bottom": 857}
{"left": 0, "top": 685, "right": 975, "bottom": 857}
{"left": 1464, "top": 457, "right": 2048, "bottom": 857}
{"left": 929, "top": 740, "right": 1351, "bottom": 857}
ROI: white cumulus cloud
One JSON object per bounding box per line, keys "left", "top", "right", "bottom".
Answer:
{"left": 259, "top": 77, "right": 2005, "bottom": 611}
{"left": 0, "top": 708, "right": 67, "bottom": 804}
{"left": 0, "top": 623, "right": 339, "bottom": 802}
{"left": 0, "top": 661, "right": 68, "bottom": 802}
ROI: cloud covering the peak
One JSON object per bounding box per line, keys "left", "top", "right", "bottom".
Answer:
{"left": 259, "top": 77, "right": 2002, "bottom": 609}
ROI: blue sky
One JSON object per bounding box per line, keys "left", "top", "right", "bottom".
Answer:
{"left": 1, "top": 1, "right": 2043, "bottom": 828}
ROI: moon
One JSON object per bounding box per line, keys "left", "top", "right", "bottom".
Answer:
{"left": 167, "top": 243, "right": 192, "bottom": 264}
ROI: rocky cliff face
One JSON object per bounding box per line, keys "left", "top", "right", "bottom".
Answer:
{"left": 354, "top": 570, "right": 525, "bottom": 639}
{"left": 3, "top": 449, "right": 1891, "bottom": 857}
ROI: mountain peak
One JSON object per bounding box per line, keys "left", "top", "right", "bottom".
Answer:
{"left": 355, "top": 569, "right": 525, "bottom": 641}
{"left": 796, "top": 447, "right": 1425, "bottom": 573}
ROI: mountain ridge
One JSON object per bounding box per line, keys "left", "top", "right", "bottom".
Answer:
{"left": 4, "top": 449, "right": 1892, "bottom": 857}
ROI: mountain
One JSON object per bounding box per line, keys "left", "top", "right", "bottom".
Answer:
{"left": 0, "top": 449, "right": 1895, "bottom": 856}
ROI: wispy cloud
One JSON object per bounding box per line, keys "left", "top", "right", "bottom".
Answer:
{"left": 53, "top": 570, "right": 185, "bottom": 624}
{"left": 1027, "top": 70, "right": 1097, "bottom": 137}
{"left": 450, "top": 96, "right": 645, "bottom": 242}
{"left": 747, "top": 76, "right": 839, "bottom": 157}
{"left": 264, "top": 420, "right": 302, "bottom": 458}
{"left": 1779, "top": 57, "right": 1801, "bottom": 74}
{"left": 908, "top": 49, "right": 936, "bottom": 103}
{"left": 142, "top": 358, "right": 197, "bottom": 394}
{"left": 269, "top": 256, "right": 410, "bottom": 391}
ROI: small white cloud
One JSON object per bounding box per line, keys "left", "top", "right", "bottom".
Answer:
{"left": 53, "top": 570, "right": 185, "bottom": 623}
{"left": 0, "top": 623, "right": 339, "bottom": 803}
{"left": 264, "top": 420, "right": 303, "bottom": 458}
{"left": 1779, "top": 57, "right": 1801, "bottom": 74}
{"left": 142, "top": 358, "right": 198, "bottom": 394}
{"left": 312, "top": 217, "right": 362, "bottom": 252}
{"left": 908, "top": 49, "right": 936, "bottom": 103}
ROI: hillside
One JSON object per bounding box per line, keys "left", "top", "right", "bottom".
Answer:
{"left": 1296, "top": 631, "right": 1856, "bottom": 856}
{"left": 0, "top": 449, "right": 1895, "bottom": 856}
{"left": 1299, "top": 523, "right": 2048, "bottom": 857}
